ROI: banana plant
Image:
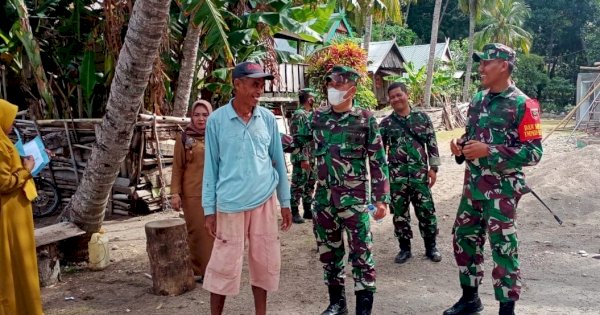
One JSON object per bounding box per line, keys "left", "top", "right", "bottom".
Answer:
{"left": 8, "top": 0, "right": 57, "bottom": 118}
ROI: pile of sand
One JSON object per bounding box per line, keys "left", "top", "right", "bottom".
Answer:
{"left": 524, "top": 144, "right": 600, "bottom": 220}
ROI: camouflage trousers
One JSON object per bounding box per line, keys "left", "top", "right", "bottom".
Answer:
{"left": 313, "top": 203, "right": 376, "bottom": 292}
{"left": 290, "top": 161, "right": 316, "bottom": 208}
{"left": 452, "top": 195, "right": 521, "bottom": 302}
{"left": 390, "top": 181, "right": 438, "bottom": 242}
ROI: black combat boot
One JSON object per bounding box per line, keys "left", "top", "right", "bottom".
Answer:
{"left": 291, "top": 206, "right": 305, "bottom": 224}
{"left": 443, "top": 285, "right": 484, "bottom": 315}
{"left": 499, "top": 301, "right": 515, "bottom": 315}
{"left": 394, "top": 239, "right": 412, "bottom": 264}
{"left": 302, "top": 202, "right": 313, "bottom": 220}
{"left": 321, "top": 285, "right": 348, "bottom": 315}
{"left": 355, "top": 290, "right": 374, "bottom": 315}
{"left": 424, "top": 237, "right": 442, "bottom": 262}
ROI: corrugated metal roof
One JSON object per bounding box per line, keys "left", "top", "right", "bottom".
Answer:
{"left": 398, "top": 42, "right": 451, "bottom": 70}
{"left": 367, "top": 40, "right": 404, "bottom": 73}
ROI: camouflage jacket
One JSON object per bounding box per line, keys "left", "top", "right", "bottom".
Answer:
{"left": 461, "top": 84, "right": 543, "bottom": 200}
{"left": 380, "top": 109, "right": 441, "bottom": 184}
{"left": 285, "top": 105, "right": 391, "bottom": 207}
{"left": 289, "top": 108, "right": 312, "bottom": 163}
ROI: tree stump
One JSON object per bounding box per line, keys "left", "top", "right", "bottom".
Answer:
{"left": 145, "top": 219, "right": 195, "bottom": 296}
{"left": 37, "top": 244, "right": 61, "bottom": 287}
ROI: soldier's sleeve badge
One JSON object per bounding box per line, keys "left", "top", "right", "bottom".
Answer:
{"left": 518, "top": 99, "right": 543, "bottom": 141}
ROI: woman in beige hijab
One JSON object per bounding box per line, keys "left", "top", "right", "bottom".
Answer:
{"left": 170, "top": 99, "right": 214, "bottom": 282}
{"left": 0, "top": 99, "right": 43, "bottom": 315}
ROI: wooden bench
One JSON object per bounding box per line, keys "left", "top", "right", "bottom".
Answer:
{"left": 35, "top": 222, "right": 86, "bottom": 287}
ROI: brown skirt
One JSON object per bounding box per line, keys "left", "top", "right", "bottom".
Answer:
{"left": 181, "top": 196, "right": 214, "bottom": 277}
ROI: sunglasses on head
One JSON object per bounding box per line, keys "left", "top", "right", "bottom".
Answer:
{"left": 327, "top": 73, "right": 353, "bottom": 84}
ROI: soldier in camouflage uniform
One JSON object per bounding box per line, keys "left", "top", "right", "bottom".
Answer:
{"left": 284, "top": 66, "right": 390, "bottom": 315}
{"left": 379, "top": 82, "right": 442, "bottom": 264}
{"left": 289, "top": 88, "right": 317, "bottom": 223}
{"left": 444, "top": 44, "right": 543, "bottom": 315}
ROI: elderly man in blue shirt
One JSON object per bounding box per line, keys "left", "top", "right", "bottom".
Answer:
{"left": 202, "top": 61, "right": 292, "bottom": 315}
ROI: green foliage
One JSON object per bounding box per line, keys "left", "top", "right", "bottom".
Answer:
{"left": 384, "top": 61, "right": 459, "bottom": 106}
{"left": 355, "top": 76, "right": 378, "bottom": 109}
{"left": 512, "top": 53, "right": 547, "bottom": 99}
{"left": 543, "top": 76, "right": 574, "bottom": 110}
{"left": 384, "top": 62, "right": 426, "bottom": 105}
{"left": 583, "top": 22, "right": 600, "bottom": 65}
{"left": 305, "top": 38, "right": 377, "bottom": 109}
{"left": 79, "top": 50, "right": 96, "bottom": 117}
{"left": 449, "top": 38, "right": 469, "bottom": 72}
{"left": 406, "top": 0, "right": 469, "bottom": 42}
{"left": 371, "top": 21, "right": 419, "bottom": 46}
{"left": 474, "top": 0, "right": 532, "bottom": 53}
{"left": 525, "top": 0, "right": 600, "bottom": 66}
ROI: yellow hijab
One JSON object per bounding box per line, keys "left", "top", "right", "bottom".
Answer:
{"left": 0, "top": 99, "right": 37, "bottom": 200}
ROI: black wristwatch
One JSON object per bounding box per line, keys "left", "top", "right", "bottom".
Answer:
{"left": 430, "top": 166, "right": 439, "bottom": 173}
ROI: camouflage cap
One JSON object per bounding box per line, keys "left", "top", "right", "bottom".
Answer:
{"left": 473, "top": 43, "right": 516, "bottom": 65}
{"left": 325, "top": 65, "right": 361, "bottom": 83}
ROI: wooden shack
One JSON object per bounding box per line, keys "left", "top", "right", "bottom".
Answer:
{"left": 13, "top": 114, "right": 189, "bottom": 216}
{"left": 367, "top": 40, "right": 406, "bottom": 106}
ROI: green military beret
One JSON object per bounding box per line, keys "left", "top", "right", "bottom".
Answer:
{"left": 325, "top": 65, "right": 361, "bottom": 83}
{"left": 473, "top": 43, "right": 516, "bottom": 65}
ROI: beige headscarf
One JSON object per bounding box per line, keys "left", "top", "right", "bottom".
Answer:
{"left": 184, "top": 99, "right": 213, "bottom": 137}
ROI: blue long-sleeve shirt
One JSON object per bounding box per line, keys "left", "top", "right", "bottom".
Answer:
{"left": 202, "top": 99, "right": 291, "bottom": 215}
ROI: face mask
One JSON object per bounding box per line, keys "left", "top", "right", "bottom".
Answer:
{"left": 327, "top": 87, "right": 350, "bottom": 106}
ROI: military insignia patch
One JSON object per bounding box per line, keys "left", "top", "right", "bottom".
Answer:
{"left": 518, "top": 99, "right": 542, "bottom": 141}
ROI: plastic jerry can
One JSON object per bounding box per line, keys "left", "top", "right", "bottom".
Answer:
{"left": 88, "top": 230, "right": 110, "bottom": 270}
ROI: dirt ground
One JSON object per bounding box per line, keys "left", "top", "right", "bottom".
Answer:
{"left": 39, "top": 127, "right": 600, "bottom": 315}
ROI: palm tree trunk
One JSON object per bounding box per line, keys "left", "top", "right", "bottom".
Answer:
{"left": 404, "top": 2, "right": 411, "bottom": 26}
{"left": 438, "top": 0, "right": 451, "bottom": 26}
{"left": 462, "top": 0, "right": 476, "bottom": 102}
{"left": 423, "top": 0, "right": 443, "bottom": 107}
{"left": 10, "top": 0, "right": 57, "bottom": 118}
{"left": 173, "top": 20, "right": 202, "bottom": 117}
{"left": 363, "top": 13, "right": 373, "bottom": 54}
{"left": 58, "top": 0, "right": 172, "bottom": 232}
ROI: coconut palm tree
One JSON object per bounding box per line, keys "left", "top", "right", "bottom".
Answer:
{"left": 340, "top": 0, "right": 402, "bottom": 52}
{"left": 423, "top": 0, "right": 443, "bottom": 107}
{"left": 172, "top": 0, "right": 233, "bottom": 117}
{"left": 59, "top": 0, "right": 172, "bottom": 232}
{"left": 459, "top": 0, "right": 496, "bottom": 102}
{"left": 474, "top": 0, "right": 532, "bottom": 53}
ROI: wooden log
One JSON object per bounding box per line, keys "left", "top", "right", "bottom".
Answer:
{"left": 37, "top": 243, "right": 61, "bottom": 287}
{"left": 112, "top": 209, "right": 130, "bottom": 216}
{"left": 138, "top": 113, "right": 191, "bottom": 124}
{"left": 143, "top": 157, "right": 174, "bottom": 166}
{"left": 112, "top": 194, "right": 130, "bottom": 201}
{"left": 145, "top": 219, "right": 195, "bottom": 296}
{"left": 113, "top": 185, "right": 135, "bottom": 195}
{"left": 112, "top": 200, "right": 131, "bottom": 209}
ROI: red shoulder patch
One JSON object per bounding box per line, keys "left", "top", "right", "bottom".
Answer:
{"left": 518, "top": 99, "right": 542, "bottom": 141}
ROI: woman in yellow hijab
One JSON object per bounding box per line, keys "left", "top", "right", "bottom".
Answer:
{"left": 0, "top": 99, "right": 43, "bottom": 315}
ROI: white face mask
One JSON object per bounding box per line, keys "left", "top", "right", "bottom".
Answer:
{"left": 327, "top": 87, "right": 350, "bottom": 106}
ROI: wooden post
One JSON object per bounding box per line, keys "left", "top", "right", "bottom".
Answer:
{"left": 145, "top": 219, "right": 195, "bottom": 296}
{"left": 37, "top": 244, "right": 61, "bottom": 287}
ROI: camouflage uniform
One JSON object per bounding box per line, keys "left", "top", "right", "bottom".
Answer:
{"left": 285, "top": 69, "right": 390, "bottom": 292}
{"left": 380, "top": 109, "right": 441, "bottom": 243}
{"left": 289, "top": 107, "right": 316, "bottom": 210}
{"left": 452, "top": 44, "right": 543, "bottom": 303}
